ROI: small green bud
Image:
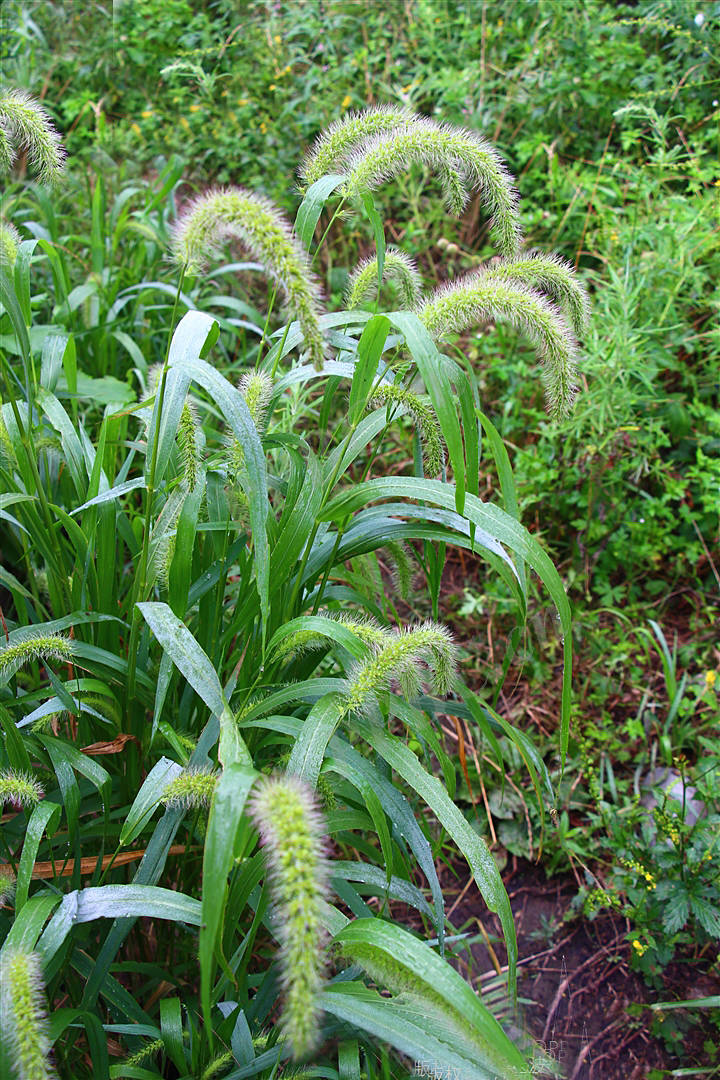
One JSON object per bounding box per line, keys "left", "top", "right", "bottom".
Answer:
{"left": 161, "top": 767, "right": 218, "bottom": 809}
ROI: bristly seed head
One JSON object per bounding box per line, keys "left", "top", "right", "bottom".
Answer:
{"left": 340, "top": 117, "right": 522, "bottom": 258}
{"left": 417, "top": 273, "right": 579, "bottom": 418}
{"left": 161, "top": 766, "right": 218, "bottom": 810}
{"left": 343, "top": 620, "right": 457, "bottom": 715}
{"left": 0, "top": 633, "right": 73, "bottom": 681}
{"left": 0, "top": 769, "right": 44, "bottom": 810}
{"left": 0, "top": 948, "right": 56, "bottom": 1080}
{"left": 0, "top": 89, "right": 65, "bottom": 184}
{"left": 299, "top": 105, "right": 416, "bottom": 188}
{"left": 368, "top": 383, "right": 444, "bottom": 477}
{"left": 345, "top": 245, "right": 423, "bottom": 309}
{"left": 171, "top": 187, "right": 326, "bottom": 369}
{"left": 248, "top": 774, "right": 329, "bottom": 1060}
{"left": 485, "top": 250, "right": 590, "bottom": 337}
{"left": 0, "top": 220, "right": 21, "bottom": 268}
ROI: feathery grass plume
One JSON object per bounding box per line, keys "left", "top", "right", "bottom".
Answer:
{"left": 368, "top": 383, "right": 444, "bottom": 476}
{"left": 171, "top": 188, "right": 326, "bottom": 369}
{"left": 177, "top": 400, "right": 202, "bottom": 491}
{"left": 0, "top": 949, "right": 55, "bottom": 1080}
{"left": 0, "top": 89, "right": 65, "bottom": 184}
{"left": 345, "top": 245, "right": 423, "bottom": 309}
{"left": 0, "top": 634, "right": 73, "bottom": 681}
{"left": 0, "top": 769, "right": 44, "bottom": 810}
{"left": 486, "top": 251, "right": 590, "bottom": 336}
{"left": 0, "top": 866, "right": 16, "bottom": 906}
{"left": 299, "top": 105, "right": 416, "bottom": 187}
{"left": 249, "top": 774, "right": 329, "bottom": 1059}
{"left": 343, "top": 621, "right": 457, "bottom": 716}
{"left": 161, "top": 766, "right": 217, "bottom": 810}
{"left": 341, "top": 118, "right": 521, "bottom": 257}
{"left": 417, "top": 274, "right": 579, "bottom": 418}
{"left": 0, "top": 220, "right": 21, "bottom": 267}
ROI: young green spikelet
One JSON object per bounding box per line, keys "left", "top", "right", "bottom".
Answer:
{"left": 341, "top": 118, "right": 522, "bottom": 257}
{"left": 171, "top": 188, "right": 326, "bottom": 369}
{"left": 299, "top": 105, "right": 415, "bottom": 187}
{"left": 345, "top": 245, "right": 423, "bottom": 309}
{"left": 0, "top": 89, "right": 65, "bottom": 184}
{"left": 123, "top": 1038, "right": 165, "bottom": 1069}
{"left": 0, "top": 634, "right": 73, "bottom": 681}
{"left": 238, "top": 369, "right": 274, "bottom": 431}
{"left": 384, "top": 540, "right": 414, "bottom": 602}
{"left": 0, "top": 220, "right": 21, "bottom": 267}
{"left": 343, "top": 621, "right": 457, "bottom": 715}
{"left": 0, "top": 865, "right": 16, "bottom": 905}
{"left": 0, "top": 949, "right": 56, "bottom": 1080}
{"left": 0, "top": 769, "right": 44, "bottom": 810}
{"left": 249, "top": 774, "right": 329, "bottom": 1059}
{"left": 417, "top": 273, "right": 579, "bottom": 418}
{"left": 485, "top": 251, "right": 590, "bottom": 337}
{"left": 368, "top": 383, "right": 444, "bottom": 476}
{"left": 161, "top": 766, "right": 218, "bottom": 810}
{"left": 177, "top": 400, "right": 202, "bottom": 491}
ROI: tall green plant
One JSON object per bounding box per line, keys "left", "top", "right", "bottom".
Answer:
{"left": 0, "top": 100, "right": 587, "bottom": 1078}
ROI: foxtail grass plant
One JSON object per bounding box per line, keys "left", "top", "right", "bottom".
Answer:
{"left": 0, "top": 949, "right": 55, "bottom": 1080}
{"left": 0, "top": 95, "right": 584, "bottom": 1078}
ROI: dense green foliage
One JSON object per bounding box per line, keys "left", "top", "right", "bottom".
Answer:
{"left": 1, "top": 0, "right": 719, "bottom": 1076}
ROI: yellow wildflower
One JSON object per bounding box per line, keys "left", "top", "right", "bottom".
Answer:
{"left": 238, "top": 98, "right": 249, "bottom": 106}
{"left": 706, "top": 670, "right": 717, "bottom": 688}
{"left": 269, "top": 84, "right": 276, "bottom": 91}
{"left": 260, "top": 121, "right": 267, "bottom": 134}
{"left": 179, "top": 116, "right": 190, "bottom": 132}
{"left": 401, "top": 84, "right": 413, "bottom": 94}
{"left": 141, "top": 110, "right": 153, "bottom": 119}
{"left": 131, "top": 123, "right": 142, "bottom": 136}
{"left": 189, "top": 104, "right": 201, "bottom": 113}
{"left": 341, "top": 95, "right": 352, "bottom": 108}
{"left": 632, "top": 940, "right": 648, "bottom": 956}
{"left": 274, "top": 34, "right": 281, "bottom": 44}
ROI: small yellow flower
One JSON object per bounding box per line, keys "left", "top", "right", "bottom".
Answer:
{"left": 269, "top": 84, "right": 276, "bottom": 91}
{"left": 401, "top": 84, "right": 413, "bottom": 94}
{"left": 632, "top": 939, "right": 648, "bottom": 956}
{"left": 131, "top": 122, "right": 142, "bottom": 136}
{"left": 706, "top": 670, "right": 717, "bottom": 688}
{"left": 238, "top": 98, "right": 249, "bottom": 106}
{"left": 179, "top": 116, "right": 190, "bottom": 132}
{"left": 189, "top": 104, "right": 201, "bottom": 113}
{"left": 141, "top": 110, "right": 153, "bottom": 119}
{"left": 260, "top": 121, "right": 267, "bottom": 134}
{"left": 341, "top": 95, "right": 352, "bottom": 109}
{"left": 274, "top": 34, "right": 281, "bottom": 44}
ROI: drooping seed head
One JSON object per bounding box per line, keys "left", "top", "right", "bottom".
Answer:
{"left": 0, "top": 948, "right": 56, "bottom": 1080}
{"left": 341, "top": 118, "right": 522, "bottom": 257}
{"left": 299, "top": 105, "right": 416, "bottom": 188}
{"left": 417, "top": 273, "right": 579, "bottom": 418}
{"left": 0, "top": 633, "right": 73, "bottom": 682}
{"left": 171, "top": 187, "right": 326, "bottom": 369}
{"left": 368, "top": 383, "right": 444, "bottom": 477}
{"left": 345, "top": 245, "right": 423, "bottom": 309}
{"left": 0, "top": 89, "right": 65, "bottom": 184}
{"left": 343, "top": 621, "right": 457, "bottom": 716}
{"left": 485, "top": 250, "right": 590, "bottom": 336}
{"left": 249, "top": 774, "right": 329, "bottom": 1059}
